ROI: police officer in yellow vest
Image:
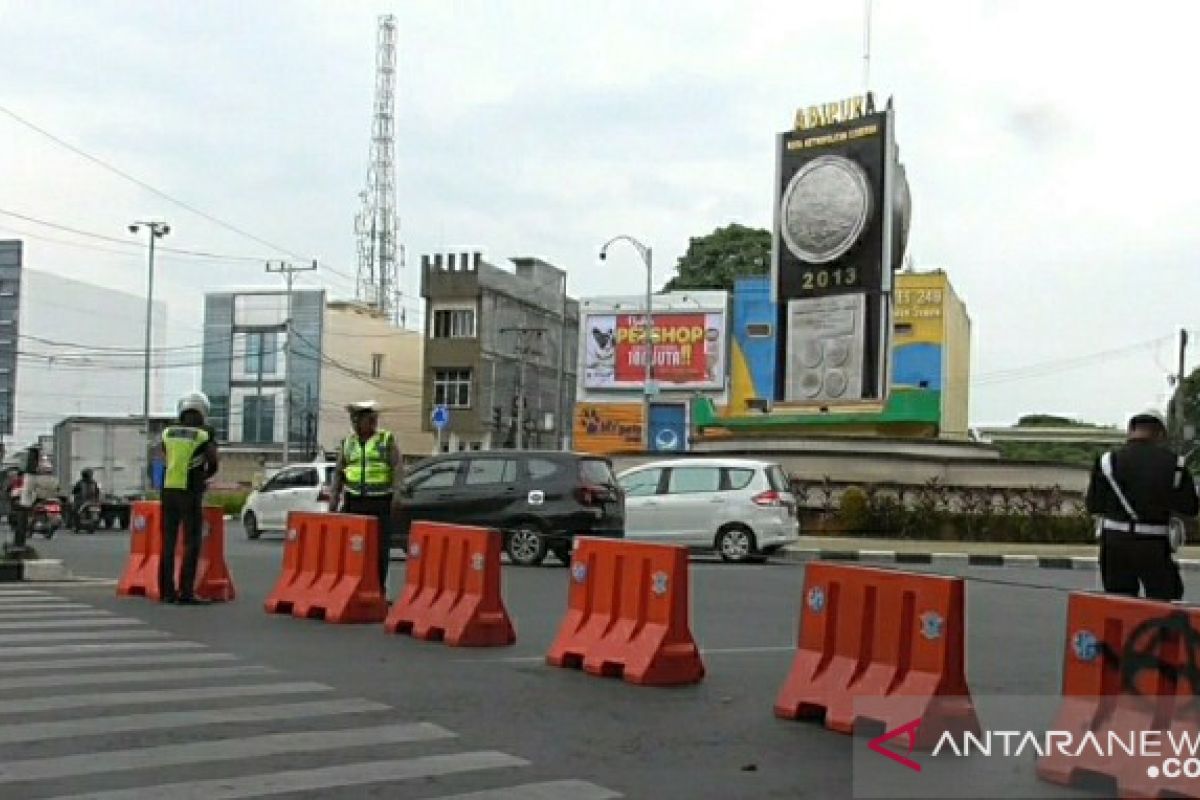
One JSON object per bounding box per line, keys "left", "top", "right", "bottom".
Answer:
{"left": 329, "top": 401, "right": 402, "bottom": 594}
{"left": 160, "top": 391, "right": 219, "bottom": 605}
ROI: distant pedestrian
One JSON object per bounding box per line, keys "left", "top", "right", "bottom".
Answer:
{"left": 1086, "top": 410, "right": 1198, "bottom": 600}
{"left": 329, "top": 401, "right": 402, "bottom": 597}
{"left": 159, "top": 391, "right": 219, "bottom": 605}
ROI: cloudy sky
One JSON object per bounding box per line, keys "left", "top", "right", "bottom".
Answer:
{"left": 0, "top": 0, "right": 1196, "bottom": 429}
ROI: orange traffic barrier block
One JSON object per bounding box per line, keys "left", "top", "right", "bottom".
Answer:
{"left": 116, "top": 502, "right": 235, "bottom": 601}
{"left": 774, "top": 562, "right": 978, "bottom": 745}
{"left": 116, "top": 501, "right": 158, "bottom": 597}
{"left": 266, "top": 512, "right": 387, "bottom": 624}
{"left": 1037, "top": 591, "right": 1200, "bottom": 798}
{"left": 546, "top": 537, "right": 704, "bottom": 686}
{"left": 384, "top": 521, "right": 515, "bottom": 647}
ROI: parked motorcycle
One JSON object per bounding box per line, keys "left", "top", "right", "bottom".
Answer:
{"left": 74, "top": 501, "right": 101, "bottom": 535}
{"left": 29, "top": 498, "right": 63, "bottom": 539}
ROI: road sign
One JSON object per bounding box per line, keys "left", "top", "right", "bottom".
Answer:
{"left": 431, "top": 405, "right": 450, "bottom": 430}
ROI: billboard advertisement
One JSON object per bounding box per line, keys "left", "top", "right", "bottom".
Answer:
{"left": 582, "top": 311, "right": 725, "bottom": 390}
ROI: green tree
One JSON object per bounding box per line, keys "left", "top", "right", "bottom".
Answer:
{"left": 663, "top": 224, "right": 771, "bottom": 293}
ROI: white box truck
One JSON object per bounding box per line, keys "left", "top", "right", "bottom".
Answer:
{"left": 52, "top": 416, "right": 171, "bottom": 529}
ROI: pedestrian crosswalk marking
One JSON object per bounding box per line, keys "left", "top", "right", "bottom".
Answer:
{"left": 0, "top": 722, "right": 456, "bottom": 784}
{"left": 433, "top": 780, "right": 623, "bottom": 800}
{"left": 3, "top": 640, "right": 206, "bottom": 658}
{"left": 0, "top": 628, "right": 168, "bottom": 644}
{"left": 0, "top": 602, "right": 93, "bottom": 611}
{"left": 0, "top": 609, "right": 114, "bottom": 621}
{"left": 0, "top": 616, "right": 143, "bottom": 631}
{"left": 0, "top": 664, "right": 274, "bottom": 692}
{"left": 0, "top": 697, "right": 389, "bottom": 745}
{"left": 44, "top": 752, "right": 531, "bottom": 800}
{"left": 0, "top": 681, "right": 332, "bottom": 715}
{"left": 0, "top": 651, "right": 237, "bottom": 673}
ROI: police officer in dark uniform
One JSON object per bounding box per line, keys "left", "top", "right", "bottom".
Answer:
{"left": 1086, "top": 410, "right": 1198, "bottom": 600}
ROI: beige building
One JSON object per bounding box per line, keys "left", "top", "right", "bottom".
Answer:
{"left": 319, "top": 301, "right": 432, "bottom": 462}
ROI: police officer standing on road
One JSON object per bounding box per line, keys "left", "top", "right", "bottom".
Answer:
{"left": 159, "top": 391, "right": 219, "bottom": 605}
{"left": 329, "top": 401, "right": 402, "bottom": 596}
{"left": 1086, "top": 410, "right": 1198, "bottom": 601}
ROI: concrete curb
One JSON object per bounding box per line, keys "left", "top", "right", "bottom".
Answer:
{"left": 780, "top": 548, "right": 1200, "bottom": 572}
{"left": 0, "top": 559, "right": 77, "bottom": 582}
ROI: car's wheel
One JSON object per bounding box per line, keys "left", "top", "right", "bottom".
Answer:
{"left": 244, "top": 511, "right": 262, "bottom": 540}
{"left": 505, "top": 522, "right": 548, "bottom": 567}
{"left": 716, "top": 525, "right": 757, "bottom": 563}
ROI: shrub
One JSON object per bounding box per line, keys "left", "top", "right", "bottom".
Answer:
{"left": 206, "top": 492, "right": 248, "bottom": 517}
{"left": 837, "top": 486, "right": 871, "bottom": 533}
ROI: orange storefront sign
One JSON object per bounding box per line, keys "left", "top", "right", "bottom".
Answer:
{"left": 574, "top": 403, "right": 644, "bottom": 455}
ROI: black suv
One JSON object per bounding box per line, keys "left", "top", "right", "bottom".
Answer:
{"left": 394, "top": 451, "right": 625, "bottom": 566}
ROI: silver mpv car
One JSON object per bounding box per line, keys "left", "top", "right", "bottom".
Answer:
{"left": 617, "top": 458, "right": 800, "bottom": 562}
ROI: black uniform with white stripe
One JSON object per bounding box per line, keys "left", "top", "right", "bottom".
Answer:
{"left": 1086, "top": 418, "right": 1198, "bottom": 600}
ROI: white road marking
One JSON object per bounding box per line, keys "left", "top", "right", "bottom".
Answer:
{"left": 0, "top": 628, "right": 168, "bottom": 643}
{"left": 44, "top": 752, "right": 529, "bottom": 800}
{"left": 0, "top": 722, "right": 456, "bottom": 783}
{"left": 0, "top": 665, "right": 275, "bottom": 691}
{"left": 2, "top": 640, "right": 205, "bottom": 658}
{"left": 0, "top": 651, "right": 237, "bottom": 673}
{"left": 0, "top": 698, "right": 390, "bottom": 745}
{"left": 0, "top": 681, "right": 332, "bottom": 715}
{"left": 431, "top": 780, "right": 622, "bottom": 799}
{"left": 0, "top": 617, "right": 143, "bottom": 631}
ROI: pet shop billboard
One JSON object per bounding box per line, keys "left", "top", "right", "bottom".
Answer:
{"left": 583, "top": 311, "right": 726, "bottom": 390}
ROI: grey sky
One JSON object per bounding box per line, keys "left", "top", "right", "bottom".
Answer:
{"left": 0, "top": 0, "right": 1196, "bottom": 427}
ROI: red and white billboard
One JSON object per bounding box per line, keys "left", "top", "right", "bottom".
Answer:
{"left": 583, "top": 310, "right": 725, "bottom": 390}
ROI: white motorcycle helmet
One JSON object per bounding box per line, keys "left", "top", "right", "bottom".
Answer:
{"left": 177, "top": 391, "right": 211, "bottom": 421}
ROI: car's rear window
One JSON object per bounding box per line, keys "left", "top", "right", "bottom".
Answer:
{"left": 766, "top": 465, "right": 790, "bottom": 492}
{"left": 579, "top": 458, "right": 615, "bottom": 486}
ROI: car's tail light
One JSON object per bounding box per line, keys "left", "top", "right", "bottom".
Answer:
{"left": 751, "top": 490, "right": 783, "bottom": 507}
{"left": 44, "top": 502, "right": 61, "bottom": 513}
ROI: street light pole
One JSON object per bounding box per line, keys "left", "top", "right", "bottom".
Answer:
{"left": 599, "top": 235, "right": 653, "bottom": 452}
{"left": 129, "top": 220, "right": 170, "bottom": 493}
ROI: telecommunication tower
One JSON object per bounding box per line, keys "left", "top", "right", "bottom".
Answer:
{"left": 355, "top": 14, "right": 400, "bottom": 322}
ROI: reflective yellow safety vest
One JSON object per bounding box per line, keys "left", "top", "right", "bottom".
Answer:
{"left": 342, "top": 430, "right": 395, "bottom": 496}
{"left": 162, "top": 426, "right": 211, "bottom": 491}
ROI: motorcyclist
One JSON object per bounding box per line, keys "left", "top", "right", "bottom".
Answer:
{"left": 71, "top": 469, "right": 102, "bottom": 530}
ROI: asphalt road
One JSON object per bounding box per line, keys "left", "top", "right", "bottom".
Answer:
{"left": 7, "top": 525, "right": 1198, "bottom": 799}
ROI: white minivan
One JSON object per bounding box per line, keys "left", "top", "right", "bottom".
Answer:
{"left": 241, "top": 461, "right": 336, "bottom": 539}
{"left": 617, "top": 458, "right": 799, "bottom": 562}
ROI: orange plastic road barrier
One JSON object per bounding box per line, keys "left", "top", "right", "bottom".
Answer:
{"left": 116, "top": 501, "right": 157, "bottom": 597}
{"left": 774, "top": 562, "right": 978, "bottom": 745}
{"left": 545, "top": 537, "right": 704, "bottom": 686}
{"left": 116, "top": 502, "right": 235, "bottom": 601}
{"left": 384, "top": 521, "right": 514, "bottom": 647}
{"left": 264, "top": 512, "right": 387, "bottom": 624}
{"left": 1037, "top": 592, "right": 1200, "bottom": 798}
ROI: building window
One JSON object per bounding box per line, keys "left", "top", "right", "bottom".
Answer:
{"left": 243, "top": 394, "right": 275, "bottom": 444}
{"left": 371, "top": 353, "right": 384, "bottom": 378}
{"left": 246, "top": 331, "right": 279, "bottom": 377}
{"left": 432, "top": 309, "right": 476, "bottom": 339}
{"left": 433, "top": 369, "right": 472, "bottom": 408}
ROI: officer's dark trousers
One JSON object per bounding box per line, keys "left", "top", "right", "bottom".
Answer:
{"left": 1100, "top": 530, "right": 1184, "bottom": 601}
{"left": 342, "top": 493, "right": 393, "bottom": 594}
{"left": 160, "top": 488, "right": 204, "bottom": 601}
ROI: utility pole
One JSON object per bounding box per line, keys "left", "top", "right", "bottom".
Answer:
{"left": 266, "top": 260, "right": 318, "bottom": 465}
{"left": 1174, "top": 327, "right": 1190, "bottom": 447}
{"left": 129, "top": 220, "right": 170, "bottom": 493}
{"left": 501, "top": 326, "right": 546, "bottom": 451}
{"left": 555, "top": 271, "right": 568, "bottom": 451}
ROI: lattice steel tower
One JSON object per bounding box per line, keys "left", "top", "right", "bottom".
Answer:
{"left": 355, "top": 14, "right": 399, "bottom": 321}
